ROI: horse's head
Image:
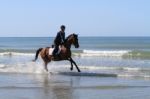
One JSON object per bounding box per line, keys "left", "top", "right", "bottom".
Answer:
{"left": 72, "top": 34, "right": 79, "bottom": 48}
{"left": 66, "top": 33, "right": 79, "bottom": 48}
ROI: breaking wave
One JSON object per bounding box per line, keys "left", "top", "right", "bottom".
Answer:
{"left": 0, "top": 62, "right": 46, "bottom": 74}
{"left": 78, "top": 50, "right": 129, "bottom": 57}
{"left": 0, "top": 62, "right": 150, "bottom": 79}
{"left": 0, "top": 52, "right": 34, "bottom": 56}
{"left": 0, "top": 49, "right": 150, "bottom": 59}
{"left": 0, "top": 49, "right": 128, "bottom": 57}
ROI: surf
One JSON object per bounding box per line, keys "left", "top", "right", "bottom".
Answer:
{"left": 1, "top": 49, "right": 150, "bottom": 59}
{"left": 0, "top": 61, "right": 150, "bottom": 79}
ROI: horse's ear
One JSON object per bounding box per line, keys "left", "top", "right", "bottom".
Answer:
{"left": 73, "top": 33, "right": 76, "bottom": 36}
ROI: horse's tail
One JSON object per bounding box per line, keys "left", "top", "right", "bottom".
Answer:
{"left": 32, "top": 48, "right": 43, "bottom": 62}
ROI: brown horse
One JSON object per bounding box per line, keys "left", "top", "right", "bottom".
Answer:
{"left": 33, "top": 33, "right": 81, "bottom": 72}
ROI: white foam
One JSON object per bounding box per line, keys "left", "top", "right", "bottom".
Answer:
{"left": 0, "top": 62, "right": 150, "bottom": 79}
{"left": 118, "top": 74, "right": 150, "bottom": 78}
{"left": 0, "top": 52, "right": 34, "bottom": 56}
{"left": 123, "top": 67, "right": 150, "bottom": 72}
{"left": 81, "top": 66, "right": 150, "bottom": 72}
{"left": 79, "top": 50, "right": 129, "bottom": 57}
{"left": 0, "top": 64, "right": 5, "bottom": 68}
{"left": 123, "top": 67, "right": 140, "bottom": 71}
{"left": 0, "top": 62, "right": 47, "bottom": 74}
{"left": 81, "top": 66, "right": 122, "bottom": 70}
{"left": 0, "top": 50, "right": 130, "bottom": 57}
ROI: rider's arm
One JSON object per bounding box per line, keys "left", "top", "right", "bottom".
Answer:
{"left": 60, "top": 32, "right": 65, "bottom": 44}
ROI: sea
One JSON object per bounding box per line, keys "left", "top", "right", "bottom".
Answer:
{"left": 0, "top": 37, "right": 150, "bottom": 99}
{"left": 0, "top": 37, "right": 150, "bottom": 77}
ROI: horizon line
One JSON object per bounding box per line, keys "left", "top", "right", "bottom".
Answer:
{"left": 0, "top": 36, "right": 150, "bottom": 37}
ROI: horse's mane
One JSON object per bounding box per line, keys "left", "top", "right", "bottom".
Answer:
{"left": 65, "top": 34, "right": 72, "bottom": 41}
{"left": 65, "top": 33, "right": 77, "bottom": 42}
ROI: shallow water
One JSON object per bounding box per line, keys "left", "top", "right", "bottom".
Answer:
{"left": 0, "top": 55, "right": 150, "bottom": 78}
{"left": 0, "top": 73, "right": 150, "bottom": 99}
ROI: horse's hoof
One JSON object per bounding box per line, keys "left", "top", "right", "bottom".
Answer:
{"left": 49, "top": 72, "right": 53, "bottom": 75}
{"left": 32, "top": 59, "right": 35, "bottom": 62}
{"left": 45, "top": 69, "right": 48, "bottom": 72}
{"left": 70, "top": 68, "right": 73, "bottom": 71}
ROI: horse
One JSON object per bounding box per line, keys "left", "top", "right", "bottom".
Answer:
{"left": 33, "top": 33, "right": 81, "bottom": 72}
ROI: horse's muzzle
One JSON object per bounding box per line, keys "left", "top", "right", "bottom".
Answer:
{"left": 75, "top": 45, "right": 79, "bottom": 48}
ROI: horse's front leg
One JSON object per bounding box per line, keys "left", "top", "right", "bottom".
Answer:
{"left": 70, "top": 58, "right": 81, "bottom": 72}
{"left": 68, "top": 59, "right": 73, "bottom": 71}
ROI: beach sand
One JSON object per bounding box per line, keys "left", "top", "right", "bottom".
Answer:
{"left": 0, "top": 72, "right": 150, "bottom": 99}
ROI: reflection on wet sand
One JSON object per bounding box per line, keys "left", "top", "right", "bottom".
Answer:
{"left": 33, "top": 74, "right": 81, "bottom": 99}
{"left": 1, "top": 73, "right": 150, "bottom": 99}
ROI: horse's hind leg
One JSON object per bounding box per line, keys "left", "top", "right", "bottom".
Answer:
{"left": 44, "top": 61, "right": 48, "bottom": 72}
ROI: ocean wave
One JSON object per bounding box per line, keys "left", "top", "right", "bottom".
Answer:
{"left": 118, "top": 74, "right": 150, "bottom": 78}
{"left": 0, "top": 52, "right": 34, "bottom": 56}
{"left": 0, "top": 49, "right": 150, "bottom": 59}
{"left": 123, "top": 50, "right": 150, "bottom": 59}
{"left": 73, "top": 50, "right": 129, "bottom": 57}
{"left": 80, "top": 66, "right": 150, "bottom": 72}
{"left": 73, "top": 49, "right": 150, "bottom": 58}
{"left": 0, "top": 49, "right": 129, "bottom": 57}
{"left": 0, "top": 62, "right": 46, "bottom": 74}
{"left": 0, "top": 63, "right": 150, "bottom": 78}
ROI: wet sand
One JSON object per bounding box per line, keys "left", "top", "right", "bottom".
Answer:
{"left": 0, "top": 73, "right": 150, "bottom": 99}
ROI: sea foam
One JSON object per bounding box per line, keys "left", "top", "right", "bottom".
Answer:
{"left": 74, "top": 50, "right": 129, "bottom": 57}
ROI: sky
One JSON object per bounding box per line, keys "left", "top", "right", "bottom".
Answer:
{"left": 0, "top": 0, "right": 149, "bottom": 37}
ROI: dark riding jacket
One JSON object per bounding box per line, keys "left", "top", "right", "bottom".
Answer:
{"left": 54, "top": 31, "right": 65, "bottom": 46}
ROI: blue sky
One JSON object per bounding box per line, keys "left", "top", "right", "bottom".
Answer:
{"left": 0, "top": 0, "right": 149, "bottom": 37}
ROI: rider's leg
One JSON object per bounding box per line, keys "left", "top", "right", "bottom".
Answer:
{"left": 52, "top": 45, "right": 59, "bottom": 56}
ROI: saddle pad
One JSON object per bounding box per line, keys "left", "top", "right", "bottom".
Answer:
{"left": 49, "top": 48, "right": 54, "bottom": 55}
{"left": 49, "top": 46, "right": 62, "bottom": 55}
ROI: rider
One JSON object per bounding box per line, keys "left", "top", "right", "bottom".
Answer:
{"left": 52, "top": 25, "right": 66, "bottom": 57}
